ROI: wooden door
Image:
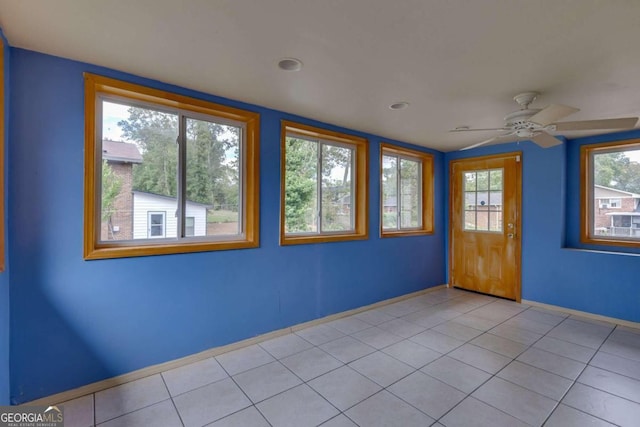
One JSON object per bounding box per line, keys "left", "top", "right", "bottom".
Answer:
{"left": 450, "top": 152, "right": 522, "bottom": 301}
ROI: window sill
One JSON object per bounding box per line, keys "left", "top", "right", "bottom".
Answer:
{"left": 562, "top": 246, "right": 640, "bottom": 257}
{"left": 280, "top": 232, "right": 368, "bottom": 246}
{"left": 381, "top": 230, "right": 434, "bottom": 238}
{"left": 84, "top": 239, "right": 259, "bottom": 260}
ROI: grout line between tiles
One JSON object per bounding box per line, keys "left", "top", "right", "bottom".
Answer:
{"left": 65, "top": 290, "right": 640, "bottom": 427}
{"left": 159, "top": 372, "right": 185, "bottom": 427}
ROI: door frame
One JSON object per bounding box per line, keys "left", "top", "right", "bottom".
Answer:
{"left": 448, "top": 151, "right": 523, "bottom": 301}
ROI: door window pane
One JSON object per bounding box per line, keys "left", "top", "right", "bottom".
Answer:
{"left": 463, "top": 168, "right": 503, "bottom": 232}
{"left": 464, "top": 172, "right": 476, "bottom": 191}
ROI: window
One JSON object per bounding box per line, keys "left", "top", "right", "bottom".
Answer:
{"left": 185, "top": 217, "right": 195, "bottom": 237}
{"left": 148, "top": 212, "right": 166, "bottom": 238}
{"left": 84, "top": 74, "right": 260, "bottom": 259}
{"left": 582, "top": 139, "right": 640, "bottom": 246}
{"left": 463, "top": 169, "right": 503, "bottom": 232}
{"left": 0, "top": 37, "right": 5, "bottom": 271}
{"left": 380, "top": 144, "right": 434, "bottom": 237}
{"left": 280, "top": 121, "right": 368, "bottom": 245}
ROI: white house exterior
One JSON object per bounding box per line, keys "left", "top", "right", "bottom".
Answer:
{"left": 132, "top": 191, "right": 210, "bottom": 239}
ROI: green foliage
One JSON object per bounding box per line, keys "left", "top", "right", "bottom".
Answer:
{"left": 284, "top": 138, "right": 317, "bottom": 232}
{"left": 465, "top": 169, "right": 503, "bottom": 191}
{"left": 119, "top": 108, "right": 178, "bottom": 197}
{"left": 383, "top": 212, "right": 397, "bottom": 229}
{"left": 382, "top": 155, "right": 422, "bottom": 228}
{"left": 594, "top": 151, "right": 640, "bottom": 194}
{"left": 118, "top": 107, "right": 240, "bottom": 216}
{"left": 284, "top": 138, "right": 354, "bottom": 232}
{"left": 101, "top": 160, "right": 122, "bottom": 221}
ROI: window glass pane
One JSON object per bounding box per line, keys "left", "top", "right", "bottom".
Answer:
{"left": 382, "top": 155, "right": 398, "bottom": 230}
{"left": 476, "top": 171, "right": 489, "bottom": 191}
{"left": 400, "top": 158, "right": 421, "bottom": 228}
{"left": 465, "top": 192, "right": 476, "bottom": 210}
{"left": 148, "top": 212, "right": 165, "bottom": 237}
{"left": 464, "top": 172, "right": 476, "bottom": 191}
{"left": 186, "top": 117, "right": 241, "bottom": 237}
{"left": 476, "top": 210, "right": 489, "bottom": 231}
{"left": 593, "top": 149, "right": 640, "bottom": 240}
{"left": 321, "top": 144, "right": 354, "bottom": 232}
{"left": 489, "top": 169, "right": 503, "bottom": 190}
{"left": 463, "top": 168, "right": 503, "bottom": 233}
{"left": 489, "top": 211, "right": 503, "bottom": 232}
{"left": 476, "top": 192, "right": 489, "bottom": 208}
{"left": 284, "top": 137, "right": 318, "bottom": 233}
{"left": 464, "top": 211, "right": 476, "bottom": 230}
{"left": 185, "top": 217, "right": 195, "bottom": 237}
{"left": 100, "top": 101, "right": 178, "bottom": 241}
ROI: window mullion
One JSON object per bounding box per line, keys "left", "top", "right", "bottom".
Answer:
{"left": 417, "top": 162, "right": 423, "bottom": 227}
{"left": 396, "top": 155, "right": 402, "bottom": 230}
{"left": 350, "top": 148, "right": 355, "bottom": 231}
{"left": 177, "top": 114, "right": 187, "bottom": 239}
{"left": 317, "top": 142, "right": 323, "bottom": 234}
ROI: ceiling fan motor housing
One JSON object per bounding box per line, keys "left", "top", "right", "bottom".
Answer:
{"left": 504, "top": 108, "right": 544, "bottom": 137}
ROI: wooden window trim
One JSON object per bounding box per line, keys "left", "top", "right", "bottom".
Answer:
{"left": 280, "top": 120, "right": 369, "bottom": 245}
{"left": 380, "top": 143, "right": 434, "bottom": 238}
{"left": 581, "top": 138, "right": 640, "bottom": 248}
{"left": 84, "top": 73, "right": 260, "bottom": 259}
{"left": 0, "top": 37, "right": 5, "bottom": 271}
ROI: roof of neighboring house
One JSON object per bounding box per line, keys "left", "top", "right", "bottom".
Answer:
{"left": 594, "top": 184, "right": 640, "bottom": 199}
{"left": 465, "top": 191, "right": 502, "bottom": 206}
{"left": 132, "top": 191, "right": 212, "bottom": 208}
{"left": 103, "top": 140, "right": 143, "bottom": 164}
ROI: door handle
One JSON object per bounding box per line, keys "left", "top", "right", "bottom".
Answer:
{"left": 507, "top": 223, "right": 516, "bottom": 239}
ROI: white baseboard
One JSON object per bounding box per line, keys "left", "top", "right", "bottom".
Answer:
{"left": 522, "top": 299, "right": 640, "bottom": 330}
{"left": 25, "top": 284, "right": 447, "bottom": 406}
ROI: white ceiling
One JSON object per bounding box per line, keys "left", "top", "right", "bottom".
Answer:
{"left": 2, "top": 0, "right": 640, "bottom": 151}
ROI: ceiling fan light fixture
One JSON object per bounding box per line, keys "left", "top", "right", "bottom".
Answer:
{"left": 389, "top": 102, "right": 409, "bottom": 110}
{"left": 277, "top": 57, "right": 303, "bottom": 71}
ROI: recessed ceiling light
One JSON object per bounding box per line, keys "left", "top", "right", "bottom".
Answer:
{"left": 278, "top": 58, "right": 303, "bottom": 72}
{"left": 389, "top": 102, "right": 409, "bottom": 110}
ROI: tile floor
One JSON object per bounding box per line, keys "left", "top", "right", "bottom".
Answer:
{"left": 58, "top": 288, "right": 640, "bottom": 426}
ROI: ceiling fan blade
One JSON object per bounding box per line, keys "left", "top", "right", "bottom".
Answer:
{"left": 460, "top": 133, "right": 517, "bottom": 151}
{"left": 461, "top": 137, "right": 497, "bottom": 151}
{"left": 531, "top": 131, "right": 563, "bottom": 148}
{"left": 529, "top": 104, "right": 580, "bottom": 126}
{"left": 553, "top": 117, "right": 639, "bottom": 131}
{"left": 449, "top": 128, "right": 511, "bottom": 132}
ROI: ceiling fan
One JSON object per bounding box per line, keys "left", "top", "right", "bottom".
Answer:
{"left": 450, "top": 92, "right": 638, "bottom": 150}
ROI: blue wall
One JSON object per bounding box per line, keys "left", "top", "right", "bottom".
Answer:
{"left": 8, "top": 49, "right": 445, "bottom": 403}
{"left": 0, "top": 29, "right": 10, "bottom": 406}
{"left": 445, "top": 131, "right": 640, "bottom": 325}
{"left": 7, "top": 44, "right": 639, "bottom": 405}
